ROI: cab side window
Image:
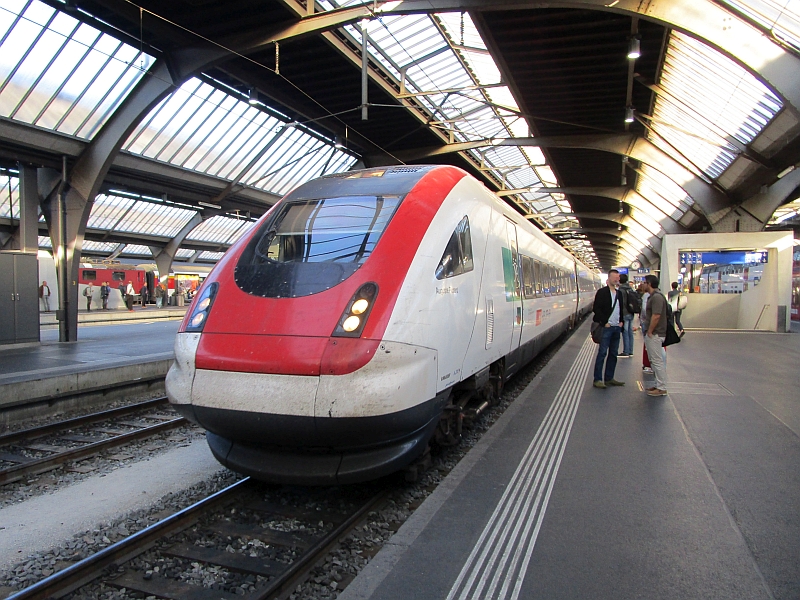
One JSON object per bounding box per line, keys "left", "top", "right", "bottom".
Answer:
{"left": 435, "top": 216, "right": 474, "bottom": 280}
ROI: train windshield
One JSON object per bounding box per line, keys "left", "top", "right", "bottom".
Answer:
{"left": 235, "top": 194, "right": 403, "bottom": 298}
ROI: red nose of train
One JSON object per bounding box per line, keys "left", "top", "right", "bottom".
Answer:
{"left": 182, "top": 165, "right": 467, "bottom": 377}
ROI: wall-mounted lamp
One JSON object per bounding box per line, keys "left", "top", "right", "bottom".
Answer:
{"left": 248, "top": 89, "right": 259, "bottom": 106}
{"left": 627, "top": 36, "right": 641, "bottom": 60}
{"left": 624, "top": 106, "right": 635, "bottom": 123}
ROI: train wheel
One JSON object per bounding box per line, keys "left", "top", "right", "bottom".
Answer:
{"left": 435, "top": 405, "right": 463, "bottom": 447}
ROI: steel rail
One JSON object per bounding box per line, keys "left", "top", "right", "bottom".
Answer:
{"left": 0, "top": 416, "right": 186, "bottom": 484}
{"left": 251, "top": 488, "right": 388, "bottom": 600}
{"left": 5, "top": 478, "right": 251, "bottom": 600}
{"left": 0, "top": 397, "right": 169, "bottom": 446}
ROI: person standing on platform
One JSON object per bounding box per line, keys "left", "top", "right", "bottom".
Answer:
{"left": 638, "top": 282, "right": 653, "bottom": 374}
{"left": 100, "top": 281, "right": 110, "bottom": 310}
{"left": 592, "top": 269, "right": 625, "bottom": 389}
{"left": 155, "top": 282, "right": 164, "bottom": 308}
{"left": 667, "top": 282, "right": 686, "bottom": 337}
{"left": 617, "top": 273, "right": 636, "bottom": 358}
{"left": 83, "top": 282, "right": 94, "bottom": 311}
{"left": 140, "top": 283, "right": 148, "bottom": 308}
{"left": 643, "top": 274, "right": 668, "bottom": 396}
{"left": 125, "top": 280, "right": 135, "bottom": 311}
{"left": 39, "top": 281, "right": 51, "bottom": 312}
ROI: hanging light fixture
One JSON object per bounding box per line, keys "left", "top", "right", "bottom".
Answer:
{"left": 248, "top": 88, "right": 258, "bottom": 106}
{"left": 624, "top": 106, "right": 635, "bottom": 123}
{"left": 627, "top": 36, "right": 641, "bottom": 60}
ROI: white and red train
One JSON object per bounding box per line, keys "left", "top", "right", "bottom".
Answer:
{"left": 166, "top": 165, "right": 600, "bottom": 484}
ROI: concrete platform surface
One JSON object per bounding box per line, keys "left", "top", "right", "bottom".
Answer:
{"left": 0, "top": 439, "right": 223, "bottom": 572}
{"left": 0, "top": 321, "right": 181, "bottom": 407}
{"left": 340, "top": 323, "right": 800, "bottom": 600}
{"left": 39, "top": 306, "right": 187, "bottom": 328}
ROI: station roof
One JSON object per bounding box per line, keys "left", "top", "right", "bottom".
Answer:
{"left": 1, "top": 0, "right": 799, "bottom": 270}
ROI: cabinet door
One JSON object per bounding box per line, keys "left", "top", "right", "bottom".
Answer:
{"left": 0, "top": 254, "right": 15, "bottom": 344}
{"left": 14, "top": 254, "right": 40, "bottom": 343}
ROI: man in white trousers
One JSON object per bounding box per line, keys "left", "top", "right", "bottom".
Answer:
{"left": 643, "top": 274, "right": 668, "bottom": 396}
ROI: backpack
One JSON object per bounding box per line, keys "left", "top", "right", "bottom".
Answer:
{"left": 626, "top": 287, "right": 642, "bottom": 314}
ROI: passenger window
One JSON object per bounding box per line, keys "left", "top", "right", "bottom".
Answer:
{"left": 522, "top": 256, "right": 534, "bottom": 299}
{"left": 533, "top": 261, "right": 543, "bottom": 297}
{"left": 112, "top": 272, "right": 125, "bottom": 281}
{"left": 435, "top": 216, "right": 474, "bottom": 280}
{"left": 83, "top": 270, "right": 96, "bottom": 281}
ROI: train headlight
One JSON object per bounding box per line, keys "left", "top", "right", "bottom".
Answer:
{"left": 191, "top": 312, "right": 206, "bottom": 328}
{"left": 333, "top": 282, "right": 378, "bottom": 338}
{"left": 185, "top": 282, "right": 218, "bottom": 333}
{"left": 351, "top": 299, "right": 369, "bottom": 314}
{"left": 342, "top": 315, "right": 360, "bottom": 332}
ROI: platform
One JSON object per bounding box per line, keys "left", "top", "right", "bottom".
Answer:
{"left": 0, "top": 317, "right": 183, "bottom": 413}
{"left": 340, "top": 321, "right": 800, "bottom": 600}
{"left": 39, "top": 305, "right": 188, "bottom": 328}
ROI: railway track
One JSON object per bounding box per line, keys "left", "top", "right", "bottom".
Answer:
{"left": 7, "top": 478, "right": 388, "bottom": 600}
{"left": 0, "top": 397, "right": 186, "bottom": 485}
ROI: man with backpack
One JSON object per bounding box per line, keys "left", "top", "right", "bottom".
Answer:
{"left": 643, "top": 274, "right": 668, "bottom": 396}
{"left": 617, "top": 273, "right": 639, "bottom": 358}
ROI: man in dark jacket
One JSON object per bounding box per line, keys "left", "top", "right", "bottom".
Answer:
{"left": 592, "top": 269, "right": 625, "bottom": 389}
{"left": 617, "top": 273, "right": 635, "bottom": 357}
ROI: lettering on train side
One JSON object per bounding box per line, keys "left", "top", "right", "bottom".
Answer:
{"left": 436, "top": 286, "right": 459, "bottom": 294}
{"left": 441, "top": 372, "right": 451, "bottom": 381}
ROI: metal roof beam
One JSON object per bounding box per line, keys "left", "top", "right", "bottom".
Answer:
{"left": 392, "top": 134, "right": 732, "bottom": 221}
{"left": 261, "top": 0, "right": 800, "bottom": 116}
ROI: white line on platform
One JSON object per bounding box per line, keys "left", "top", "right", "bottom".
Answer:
{"left": 446, "top": 335, "right": 594, "bottom": 600}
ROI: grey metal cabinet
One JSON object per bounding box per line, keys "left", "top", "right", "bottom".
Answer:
{"left": 0, "top": 253, "right": 40, "bottom": 344}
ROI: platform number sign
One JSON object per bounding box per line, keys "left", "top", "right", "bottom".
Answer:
{"left": 679, "top": 252, "right": 702, "bottom": 265}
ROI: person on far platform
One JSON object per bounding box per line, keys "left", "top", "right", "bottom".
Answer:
{"left": 100, "top": 281, "right": 110, "bottom": 310}
{"left": 83, "top": 282, "right": 94, "bottom": 311}
{"left": 592, "top": 269, "right": 625, "bottom": 389}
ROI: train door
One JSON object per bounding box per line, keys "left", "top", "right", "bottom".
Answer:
{"left": 504, "top": 219, "right": 523, "bottom": 371}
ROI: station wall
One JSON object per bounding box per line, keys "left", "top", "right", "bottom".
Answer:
{"left": 661, "top": 232, "right": 794, "bottom": 332}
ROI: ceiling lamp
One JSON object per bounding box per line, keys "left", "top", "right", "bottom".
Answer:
{"left": 248, "top": 89, "right": 259, "bottom": 106}
{"left": 627, "top": 37, "right": 641, "bottom": 60}
{"left": 624, "top": 106, "right": 635, "bottom": 123}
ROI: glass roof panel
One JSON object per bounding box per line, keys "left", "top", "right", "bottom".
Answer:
{"left": 124, "top": 77, "right": 356, "bottom": 196}
{"left": 119, "top": 244, "right": 151, "bottom": 256}
{"left": 768, "top": 194, "right": 800, "bottom": 225}
{"left": 317, "top": 4, "right": 592, "bottom": 254}
{"left": 87, "top": 194, "right": 135, "bottom": 230}
{"left": 0, "top": 175, "right": 20, "bottom": 219}
{"left": 720, "top": 1, "right": 800, "bottom": 51}
{"left": 198, "top": 251, "right": 224, "bottom": 261}
{"left": 89, "top": 194, "right": 197, "bottom": 238}
{"left": 186, "top": 214, "right": 248, "bottom": 244}
{"left": 0, "top": 0, "right": 154, "bottom": 139}
{"left": 81, "top": 240, "right": 119, "bottom": 253}
{"left": 649, "top": 31, "right": 782, "bottom": 181}
{"left": 175, "top": 248, "right": 195, "bottom": 259}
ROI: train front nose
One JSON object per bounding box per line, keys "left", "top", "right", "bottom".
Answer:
{"left": 166, "top": 331, "right": 445, "bottom": 484}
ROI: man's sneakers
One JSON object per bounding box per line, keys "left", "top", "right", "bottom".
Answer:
{"left": 593, "top": 380, "right": 607, "bottom": 389}
{"left": 617, "top": 353, "right": 632, "bottom": 358}
{"left": 646, "top": 388, "right": 668, "bottom": 396}
{"left": 606, "top": 379, "right": 625, "bottom": 386}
